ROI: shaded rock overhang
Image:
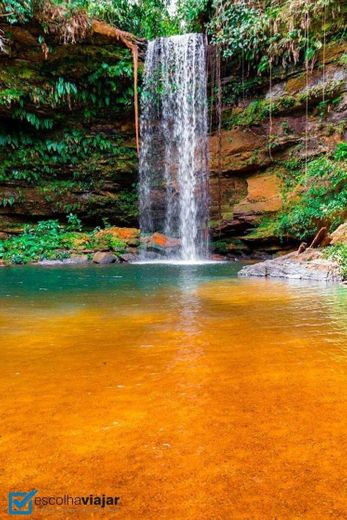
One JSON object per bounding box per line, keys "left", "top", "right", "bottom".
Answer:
{"left": 0, "top": 18, "right": 147, "bottom": 153}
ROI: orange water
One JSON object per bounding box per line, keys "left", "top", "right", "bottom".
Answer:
{"left": 1, "top": 264, "right": 347, "bottom": 519}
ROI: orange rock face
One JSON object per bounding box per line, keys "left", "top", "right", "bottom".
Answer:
{"left": 150, "top": 232, "right": 168, "bottom": 247}
{"left": 94, "top": 227, "right": 140, "bottom": 243}
{"left": 330, "top": 223, "right": 347, "bottom": 245}
{"left": 234, "top": 173, "right": 283, "bottom": 216}
{"left": 149, "top": 232, "right": 181, "bottom": 249}
{"left": 209, "top": 128, "right": 268, "bottom": 174}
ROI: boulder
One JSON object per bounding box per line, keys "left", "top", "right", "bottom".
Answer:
{"left": 38, "top": 259, "right": 65, "bottom": 266}
{"left": 143, "top": 233, "right": 181, "bottom": 255}
{"left": 239, "top": 249, "right": 343, "bottom": 282}
{"left": 118, "top": 253, "right": 138, "bottom": 263}
{"left": 92, "top": 252, "right": 118, "bottom": 264}
{"left": 64, "top": 254, "right": 90, "bottom": 265}
{"left": 149, "top": 232, "right": 180, "bottom": 248}
{"left": 38, "top": 254, "right": 89, "bottom": 266}
{"left": 330, "top": 223, "right": 347, "bottom": 245}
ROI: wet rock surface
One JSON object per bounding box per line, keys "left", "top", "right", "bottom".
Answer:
{"left": 93, "top": 252, "right": 118, "bottom": 264}
{"left": 141, "top": 233, "right": 181, "bottom": 257}
{"left": 239, "top": 249, "right": 343, "bottom": 282}
{"left": 38, "top": 254, "right": 90, "bottom": 266}
{"left": 118, "top": 253, "right": 139, "bottom": 263}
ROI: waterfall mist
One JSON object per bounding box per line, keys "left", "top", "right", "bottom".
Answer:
{"left": 139, "top": 33, "right": 209, "bottom": 261}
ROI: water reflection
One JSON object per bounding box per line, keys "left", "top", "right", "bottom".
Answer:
{"left": 176, "top": 267, "right": 202, "bottom": 336}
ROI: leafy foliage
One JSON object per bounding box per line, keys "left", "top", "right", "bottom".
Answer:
{"left": 0, "top": 0, "right": 33, "bottom": 24}
{"left": 0, "top": 0, "right": 206, "bottom": 43}
{"left": 209, "top": 0, "right": 345, "bottom": 73}
{"left": 62, "top": 0, "right": 179, "bottom": 40}
{"left": 224, "top": 80, "right": 345, "bottom": 129}
{"left": 210, "top": 2, "right": 268, "bottom": 66}
{"left": 274, "top": 149, "right": 347, "bottom": 240}
{"left": 0, "top": 218, "right": 128, "bottom": 264}
{"left": 0, "top": 129, "right": 135, "bottom": 186}
{"left": 325, "top": 244, "right": 347, "bottom": 279}
{"left": 0, "top": 219, "right": 70, "bottom": 264}
{"left": 177, "top": 0, "right": 211, "bottom": 32}
{"left": 0, "top": 51, "right": 134, "bottom": 124}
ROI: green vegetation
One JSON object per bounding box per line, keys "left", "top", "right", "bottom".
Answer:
{"left": 0, "top": 219, "right": 77, "bottom": 265}
{"left": 324, "top": 245, "right": 347, "bottom": 279}
{"left": 0, "top": 129, "right": 135, "bottom": 185}
{"left": 0, "top": 217, "right": 128, "bottom": 264}
{"left": 1, "top": 0, "right": 345, "bottom": 52}
{"left": 211, "top": 240, "right": 229, "bottom": 254}
{"left": 257, "top": 144, "right": 347, "bottom": 241}
{"left": 0, "top": 124, "right": 138, "bottom": 219}
{"left": 0, "top": 0, "right": 180, "bottom": 41}
{"left": 0, "top": 0, "right": 346, "bottom": 262}
{"left": 0, "top": 25, "right": 138, "bottom": 223}
{"left": 0, "top": 51, "right": 134, "bottom": 126}
{"left": 224, "top": 80, "right": 345, "bottom": 129}
{"left": 0, "top": 0, "right": 33, "bottom": 24}
{"left": 209, "top": 0, "right": 345, "bottom": 73}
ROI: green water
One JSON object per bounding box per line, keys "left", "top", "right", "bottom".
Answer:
{"left": 0, "top": 262, "right": 241, "bottom": 301}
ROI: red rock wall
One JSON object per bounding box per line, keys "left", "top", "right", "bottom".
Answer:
{"left": 208, "top": 42, "right": 346, "bottom": 254}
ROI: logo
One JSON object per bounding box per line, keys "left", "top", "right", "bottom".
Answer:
{"left": 8, "top": 490, "right": 38, "bottom": 515}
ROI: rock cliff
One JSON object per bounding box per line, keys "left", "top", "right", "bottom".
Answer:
{"left": 0, "top": 20, "right": 346, "bottom": 257}
{"left": 209, "top": 42, "right": 346, "bottom": 256}
{"left": 0, "top": 20, "right": 139, "bottom": 236}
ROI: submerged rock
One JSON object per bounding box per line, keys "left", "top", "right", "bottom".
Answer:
{"left": 239, "top": 249, "right": 343, "bottom": 282}
{"left": 92, "top": 251, "right": 118, "bottom": 264}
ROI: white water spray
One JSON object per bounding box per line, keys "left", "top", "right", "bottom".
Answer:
{"left": 139, "top": 33, "right": 209, "bottom": 261}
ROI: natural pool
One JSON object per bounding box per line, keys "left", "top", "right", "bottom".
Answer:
{"left": 1, "top": 263, "right": 347, "bottom": 519}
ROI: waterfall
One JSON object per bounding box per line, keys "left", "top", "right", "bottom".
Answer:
{"left": 139, "top": 33, "right": 209, "bottom": 261}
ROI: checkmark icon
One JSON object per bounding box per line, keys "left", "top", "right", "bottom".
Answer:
{"left": 8, "top": 490, "right": 38, "bottom": 516}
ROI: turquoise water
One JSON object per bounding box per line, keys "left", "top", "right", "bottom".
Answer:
{"left": 0, "top": 262, "right": 241, "bottom": 301}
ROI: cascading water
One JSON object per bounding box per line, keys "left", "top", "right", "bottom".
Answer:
{"left": 139, "top": 33, "right": 209, "bottom": 261}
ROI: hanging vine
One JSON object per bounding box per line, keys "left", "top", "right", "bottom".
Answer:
{"left": 80, "top": 20, "right": 144, "bottom": 156}
{"left": 322, "top": 1, "right": 327, "bottom": 104}
{"left": 209, "top": 0, "right": 343, "bottom": 75}
{"left": 215, "top": 45, "right": 223, "bottom": 232}
{"left": 268, "top": 54, "right": 273, "bottom": 161}
{"left": 208, "top": 44, "right": 216, "bottom": 133}
{"left": 304, "top": 6, "right": 311, "bottom": 178}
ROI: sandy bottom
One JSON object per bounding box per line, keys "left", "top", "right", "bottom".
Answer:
{"left": 1, "top": 267, "right": 347, "bottom": 518}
